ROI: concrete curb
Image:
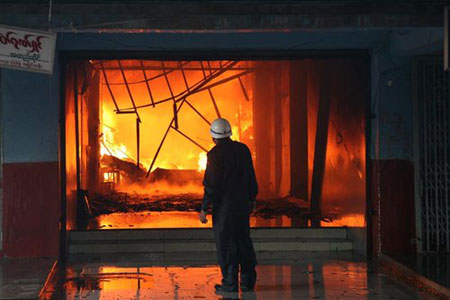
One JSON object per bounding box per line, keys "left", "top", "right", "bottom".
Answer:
{"left": 379, "top": 254, "right": 450, "bottom": 300}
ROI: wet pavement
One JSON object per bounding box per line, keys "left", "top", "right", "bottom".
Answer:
{"left": 0, "top": 258, "right": 55, "bottom": 299}
{"left": 393, "top": 254, "right": 450, "bottom": 290}
{"left": 46, "top": 253, "right": 441, "bottom": 300}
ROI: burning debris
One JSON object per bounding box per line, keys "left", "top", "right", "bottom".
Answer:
{"left": 101, "top": 154, "right": 146, "bottom": 181}
{"left": 88, "top": 190, "right": 313, "bottom": 221}
{"left": 148, "top": 168, "right": 203, "bottom": 186}
{"left": 68, "top": 59, "right": 366, "bottom": 229}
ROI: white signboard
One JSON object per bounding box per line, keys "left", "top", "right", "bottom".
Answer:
{"left": 0, "top": 25, "right": 56, "bottom": 74}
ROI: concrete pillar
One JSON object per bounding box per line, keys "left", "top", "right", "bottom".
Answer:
{"left": 289, "top": 61, "right": 308, "bottom": 201}
{"left": 310, "top": 62, "right": 331, "bottom": 227}
{"left": 254, "top": 63, "right": 275, "bottom": 196}
{"left": 253, "top": 62, "right": 288, "bottom": 197}
{"left": 87, "top": 71, "right": 100, "bottom": 194}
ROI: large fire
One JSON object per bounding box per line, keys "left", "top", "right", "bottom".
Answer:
{"left": 100, "top": 119, "right": 135, "bottom": 162}
{"left": 97, "top": 60, "right": 255, "bottom": 194}
{"left": 67, "top": 59, "right": 367, "bottom": 229}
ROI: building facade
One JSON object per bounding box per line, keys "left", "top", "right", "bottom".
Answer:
{"left": 0, "top": 1, "right": 448, "bottom": 258}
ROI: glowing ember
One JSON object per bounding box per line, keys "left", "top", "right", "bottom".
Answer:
{"left": 197, "top": 152, "right": 207, "bottom": 171}
{"left": 232, "top": 126, "right": 240, "bottom": 141}
{"left": 103, "top": 172, "right": 117, "bottom": 183}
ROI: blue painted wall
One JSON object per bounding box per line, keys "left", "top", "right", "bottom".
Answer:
{"left": 370, "top": 29, "right": 443, "bottom": 161}
{"left": 58, "top": 30, "right": 385, "bottom": 51}
{"left": 1, "top": 67, "right": 60, "bottom": 163}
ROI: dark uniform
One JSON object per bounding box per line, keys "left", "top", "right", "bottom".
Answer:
{"left": 201, "top": 138, "right": 258, "bottom": 291}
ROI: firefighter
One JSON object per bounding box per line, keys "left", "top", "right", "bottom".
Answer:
{"left": 199, "top": 118, "right": 258, "bottom": 293}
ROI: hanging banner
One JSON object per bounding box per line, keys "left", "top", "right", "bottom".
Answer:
{"left": 0, "top": 25, "right": 56, "bottom": 74}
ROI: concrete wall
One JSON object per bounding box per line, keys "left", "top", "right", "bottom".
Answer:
{"left": 1, "top": 67, "right": 60, "bottom": 257}
{"left": 2, "top": 71, "right": 59, "bottom": 163}
{"left": 0, "top": 2, "right": 444, "bottom": 30}
{"left": 369, "top": 28, "right": 443, "bottom": 256}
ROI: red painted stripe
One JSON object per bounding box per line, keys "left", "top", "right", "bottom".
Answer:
{"left": 2, "top": 162, "right": 60, "bottom": 258}
{"left": 370, "top": 159, "right": 416, "bottom": 256}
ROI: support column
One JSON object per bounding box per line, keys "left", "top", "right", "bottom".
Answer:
{"left": 87, "top": 71, "right": 100, "bottom": 194}
{"left": 290, "top": 61, "right": 309, "bottom": 201}
{"left": 273, "top": 64, "right": 283, "bottom": 196}
{"left": 310, "top": 62, "right": 331, "bottom": 227}
{"left": 254, "top": 63, "right": 274, "bottom": 196}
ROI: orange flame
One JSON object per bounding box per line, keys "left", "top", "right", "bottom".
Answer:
{"left": 101, "top": 110, "right": 137, "bottom": 163}
{"left": 99, "top": 61, "right": 255, "bottom": 177}
{"left": 197, "top": 152, "right": 207, "bottom": 171}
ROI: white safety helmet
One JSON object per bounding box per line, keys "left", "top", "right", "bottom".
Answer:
{"left": 210, "top": 118, "right": 232, "bottom": 139}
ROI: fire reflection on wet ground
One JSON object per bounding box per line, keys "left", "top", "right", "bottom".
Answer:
{"left": 54, "top": 255, "right": 438, "bottom": 300}
{"left": 84, "top": 192, "right": 366, "bottom": 229}
{"left": 88, "top": 211, "right": 213, "bottom": 229}
{"left": 86, "top": 211, "right": 365, "bottom": 229}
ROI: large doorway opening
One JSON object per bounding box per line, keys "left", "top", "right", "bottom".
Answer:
{"left": 64, "top": 58, "right": 368, "bottom": 230}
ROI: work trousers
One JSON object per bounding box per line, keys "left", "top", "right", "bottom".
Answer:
{"left": 213, "top": 208, "right": 257, "bottom": 289}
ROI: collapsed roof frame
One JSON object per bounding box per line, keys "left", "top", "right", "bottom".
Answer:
{"left": 95, "top": 60, "right": 255, "bottom": 177}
